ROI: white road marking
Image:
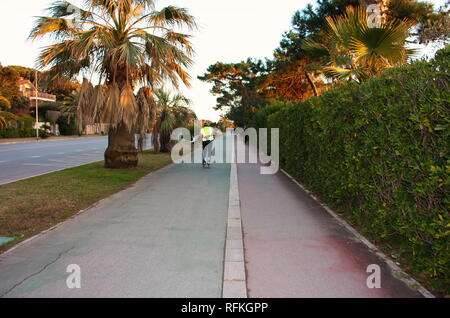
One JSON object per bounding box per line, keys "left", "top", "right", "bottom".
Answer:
{"left": 48, "top": 159, "right": 81, "bottom": 164}
{"left": 23, "top": 163, "right": 66, "bottom": 167}
{"left": 31, "top": 156, "right": 41, "bottom": 158}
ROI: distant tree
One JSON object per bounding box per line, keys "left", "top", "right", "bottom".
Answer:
{"left": 0, "top": 66, "right": 21, "bottom": 101}
{"left": 7, "top": 66, "right": 37, "bottom": 82}
{"left": 417, "top": 2, "right": 450, "bottom": 44}
{"left": 0, "top": 96, "right": 11, "bottom": 110}
{"left": 217, "top": 117, "right": 235, "bottom": 130}
{"left": 261, "top": 58, "right": 320, "bottom": 99}
{"left": 387, "top": 0, "right": 436, "bottom": 26}
{"left": 153, "top": 89, "right": 196, "bottom": 153}
{"left": 198, "top": 59, "right": 268, "bottom": 127}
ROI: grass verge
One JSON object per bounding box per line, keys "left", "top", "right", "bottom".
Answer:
{"left": 0, "top": 151, "right": 172, "bottom": 253}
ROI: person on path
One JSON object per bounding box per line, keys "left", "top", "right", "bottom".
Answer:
{"left": 200, "top": 123, "right": 215, "bottom": 167}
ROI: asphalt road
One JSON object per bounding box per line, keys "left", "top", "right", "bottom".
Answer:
{"left": 0, "top": 135, "right": 153, "bottom": 185}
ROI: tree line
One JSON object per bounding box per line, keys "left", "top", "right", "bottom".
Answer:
{"left": 199, "top": 0, "right": 449, "bottom": 127}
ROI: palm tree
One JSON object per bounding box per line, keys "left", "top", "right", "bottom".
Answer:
{"left": 60, "top": 91, "right": 80, "bottom": 130}
{"left": 30, "top": 0, "right": 196, "bottom": 168}
{"left": 302, "top": 6, "right": 415, "bottom": 83}
{"left": 153, "top": 89, "right": 196, "bottom": 153}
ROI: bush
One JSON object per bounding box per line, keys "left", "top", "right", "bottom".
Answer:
{"left": 57, "top": 115, "right": 77, "bottom": 136}
{"left": 0, "top": 114, "right": 36, "bottom": 138}
{"left": 264, "top": 48, "right": 450, "bottom": 294}
{"left": 250, "top": 101, "right": 288, "bottom": 130}
{"left": 39, "top": 124, "right": 52, "bottom": 139}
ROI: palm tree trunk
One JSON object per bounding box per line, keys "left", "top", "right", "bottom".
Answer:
{"left": 105, "top": 123, "right": 138, "bottom": 168}
{"left": 152, "top": 124, "right": 160, "bottom": 153}
{"left": 104, "top": 65, "right": 138, "bottom": 168}
{"left": 304, "top": 71, "right": 319, "bottom": 97}
{"left": 160, "top": 132, "right": 172, "bottom": 153}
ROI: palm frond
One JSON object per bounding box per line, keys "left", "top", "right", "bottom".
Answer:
{"left": 302, "top": 5, "right": 413, "bottom": 82}
{"left": 149, "top": 6, "right": 197, "bottom": 30}
{"left": 31, "top": 0, "right": 197, "bottom": 137}
{"left": 77, "top": 78, "right": 94, "bottom": 132}
{"left": 102, "top": 82, "right": 120, "bottom": 125}
{"left": 119, "top": 84, "right": 138, "bottom": 132}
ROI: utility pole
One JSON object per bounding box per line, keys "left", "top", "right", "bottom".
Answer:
{"left": 35, "top": 70, "right": 39, "bottom": 141}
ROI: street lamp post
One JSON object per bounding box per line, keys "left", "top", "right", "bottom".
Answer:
{"left": 35, "top": 70, "right": 39, "bottom": 141}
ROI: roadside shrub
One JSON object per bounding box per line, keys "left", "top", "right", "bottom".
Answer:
{"left": 57, "top": 115, "right": 77, "bottom": 136}
{"left": 39, "top": 124, "right": 52, "bottom": 139}
{"left": 265, "top": 48, "right": 450, "bottom": 294}
{"left": 0, "top": 114, "right": 36, "bottom": 138}
{"left": 250, "top": 101, "right": 289, "bottom": 129}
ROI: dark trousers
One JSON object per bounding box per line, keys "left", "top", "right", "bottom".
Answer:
{"left": 202, "top": 140, "right": 213, "bottom": 164}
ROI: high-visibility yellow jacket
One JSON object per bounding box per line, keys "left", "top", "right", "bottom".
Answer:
{"left": 200, "top": 127, "right": 214, "bottom": 142}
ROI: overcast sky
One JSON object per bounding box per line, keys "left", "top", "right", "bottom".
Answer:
{"left": 0, "top": 0, "right": 446, "bottom": 121}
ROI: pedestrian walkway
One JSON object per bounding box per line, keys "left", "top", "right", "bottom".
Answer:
{"left": 238, "top": 144, "right": 424, "bottom": 298}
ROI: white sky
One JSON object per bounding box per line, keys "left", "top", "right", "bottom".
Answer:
{"left": 0, "top": 0, "right": 446, "bottom": 121}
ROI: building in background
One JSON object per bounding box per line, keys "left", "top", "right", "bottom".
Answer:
{"left": 17, "top": 78, "right": 56, "bottom": 106}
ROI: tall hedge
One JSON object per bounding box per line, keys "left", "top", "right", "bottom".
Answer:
{"left": 0, "top": 114, "right": 36, "bottom": 138}
{"left": 266, "top": 47, "right": 450, "bottom": 293}
{"left": 56, "top": 115, "right": 77, "bottom": 136}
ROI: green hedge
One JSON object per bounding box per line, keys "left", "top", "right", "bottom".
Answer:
{"left": 265, "top": 47, "right": 450, "bottom": 294}
{"left": 0, "top": 114, "right": 36, "bottom": 138}
{"left": 57, "top": 115, "right": 77, "bottom": 136}
{"left": 249, "top": 101, "right": 289, "bottom": 129}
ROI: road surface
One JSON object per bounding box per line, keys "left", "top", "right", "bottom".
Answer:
{"left": 0, "top": 135, "right": 153, "bottom": 185}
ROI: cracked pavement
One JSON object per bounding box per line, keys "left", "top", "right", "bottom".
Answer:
{"left": 0, "top": 158, "right": 231, "bottom": 298}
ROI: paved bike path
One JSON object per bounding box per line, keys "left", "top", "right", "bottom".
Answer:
{"left": 0, "top": 160, "right": 230, "bottom": 298}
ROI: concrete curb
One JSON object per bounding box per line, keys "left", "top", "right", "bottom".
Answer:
{"left": 280, "top": 168, "right": 435, "bottom": 298}
{"left": 222, "top": 135, "right": 248, "bottom": 298}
